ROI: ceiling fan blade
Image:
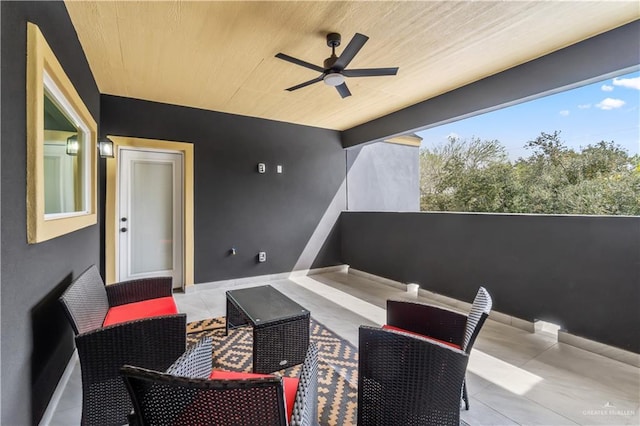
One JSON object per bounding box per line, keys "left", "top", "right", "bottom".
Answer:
{"left": 333, "top": 33, "right": 368, "bottom": 70}
{"left": 342, "top": 67, "right": 399, "bottom": 77}
{"left": 285, "top": 75, "right": 324, "bottom": 91}
{"left": 275, "top": 53, "right": 325, "bottom": 73}
{"left": 335, "top": 82, "right": 351, "bottom": 98}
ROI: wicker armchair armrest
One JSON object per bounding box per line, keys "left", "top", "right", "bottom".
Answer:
{"left": 106, "top": 276, "right": 173, "bottom": 306}
{"left": 387, "top": 299, "right": 467, "bottom": 346}
{"left": 76, "top": 314, "right": 186, "bottom": 381}
{"left": 290, "top": 342, "right": 319, "bottom": 426}
{"left": 75, "top": 314, "right": 186, "bottom": 425}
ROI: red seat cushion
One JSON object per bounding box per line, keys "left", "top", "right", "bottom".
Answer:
{"left": 382, "top": 324, "right": 462, "bottom": 349}
{"left": 103, "top": 296, "right": 178, "bottom": 327}
{"left": 209, "top": 370, "right": 300, "bottom": 422}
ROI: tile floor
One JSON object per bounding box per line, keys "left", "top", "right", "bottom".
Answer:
{"left": 48, "top": 270, "right": 640, "bottom": 425}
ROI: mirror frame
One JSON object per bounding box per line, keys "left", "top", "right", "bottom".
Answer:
{"left": 26, "top": 23, "right": 97, "bottom": 243}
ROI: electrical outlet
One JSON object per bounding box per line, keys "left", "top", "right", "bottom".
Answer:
{"left": 258, "top": 251, "right": 267, "bottom": 262}
{"left": 257, "top": 163, "right": 266, "bottom": 173}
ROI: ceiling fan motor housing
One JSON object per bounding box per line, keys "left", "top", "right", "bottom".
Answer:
{"left": 326, "top": 32, "right": 341, "bottom": 48}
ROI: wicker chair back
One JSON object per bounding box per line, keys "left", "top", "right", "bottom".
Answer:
{"left": 123, "top": 368, "right": 288, "bottom": 425}
{"left": 59, "top": 265, "right": 110, "bottom": 334}
{"left": 165, "top": 337, "right": 213, "bottom": 379}
{"left": 461, "top": 286, "right": 493, "bottom": 353}
{"left": 122, "top": 339, "right": 319, "bottom": 426}
{"left": 358, "top": 326, "right": 469, "bottom": 426}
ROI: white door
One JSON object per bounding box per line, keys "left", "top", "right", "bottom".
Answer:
{"left": 118, "top": 149, "right": 183, "bottom": 289}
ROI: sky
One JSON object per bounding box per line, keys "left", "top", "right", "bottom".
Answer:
{"left": 417, "top": 70, "right": 640, "bottom": 161}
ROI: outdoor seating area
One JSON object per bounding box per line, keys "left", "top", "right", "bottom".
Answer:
{"left": 58, "top": 266, "right": 496, "bottom": 425}
{"left": 48, "top": 269, "right": 640, "bottom": 425}
{"left": 60, "top": 275, "right": 490, "bottom": 425}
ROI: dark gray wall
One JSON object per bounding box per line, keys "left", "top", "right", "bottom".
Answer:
{"left": 342, "top": 20, "right": 640, "bottom": 147}
{"left": 1, "top": 1, "right": 101, "bottom": 424}
{"left": 347, "top": 142, "right": 419, "bottom": 212}
{"left": 100, "top": 96, "right": 346, "bottom": 283}
{"left": 341, "top": 212, "right": 640, "bottom": 353}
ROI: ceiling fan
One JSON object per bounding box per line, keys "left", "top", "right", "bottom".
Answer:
{"left": 275, "top": 32, "right": 399, "bottom": 98}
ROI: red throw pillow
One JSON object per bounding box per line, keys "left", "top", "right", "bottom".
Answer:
{"left": 209, "top": 370, "right": 300, "bottom": 421}
{"left": 382, "top": 324, "right": 461, "bottom": 349}
{"left": 103, "top": 296, "right": 178, "bottom": 327}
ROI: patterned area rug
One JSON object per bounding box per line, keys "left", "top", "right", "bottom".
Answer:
{"left": 187, "top": 317, "right": 358, "bottom": 426}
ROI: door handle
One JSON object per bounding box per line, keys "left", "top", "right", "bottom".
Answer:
{"left": 120, "top": 227, "right": 128, "bottom": 232}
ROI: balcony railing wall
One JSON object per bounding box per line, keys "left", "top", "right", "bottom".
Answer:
{"left": 341, "top": 211, "right": 640, "bottom": 354}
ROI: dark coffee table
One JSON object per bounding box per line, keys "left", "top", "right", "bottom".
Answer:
{"left": 225, "top": 285, "right": 310, "bottom": 373}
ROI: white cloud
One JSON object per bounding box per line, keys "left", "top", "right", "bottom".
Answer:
{"left": 595, "top": 98, "right": 626, "bottom": 110}
{"left": 559, "top": 110, "right": 570, "bottom": 116}
{"left": 577, "top": 104, "right": 591, "bottom": 109}
{"left": 601, "top": 84, "right": 614, "bottom": 92}
{"left": 613, "top": 76, "right": 640, "bottom": 90}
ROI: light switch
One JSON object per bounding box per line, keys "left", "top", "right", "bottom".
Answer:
{"left": 276, "top": 165, "right": 283, "bottom": 174}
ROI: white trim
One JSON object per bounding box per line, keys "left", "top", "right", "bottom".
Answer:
{"left": 347, "top": 267, "right": 406, "bottom": 290}
{"left": 39, "top": 349, "right": 78, "bottom": 426}
{"left": 183, "top": 265, "right": 349, "bottom": 293}
{"left": 290, "top": 264, "right": 348, "bottom": 277}
{"left": 42, "top": 72, "right": 92, "bottom": 220}
{"left": 558, "top": 331, "right": 640, "bottom": 368}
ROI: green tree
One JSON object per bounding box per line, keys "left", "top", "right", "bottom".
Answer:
{"left": 420, "top": 132, "right": 640, "bottom": 215}
{"left": 518, "top": 132, "right": 639, "bottom": 214}
{"left": 420, "top": 136, "right": 515, "bottom": 212}
{"left": 516, "top": 131, "right": 577, "bottom": 213}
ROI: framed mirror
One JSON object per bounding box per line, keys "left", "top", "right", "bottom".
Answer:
{"left": 27, "top": 23, "right": 97, "bottom": 243}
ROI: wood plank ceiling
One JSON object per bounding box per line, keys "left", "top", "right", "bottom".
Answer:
{"left": 65, "top": 1, "right": 638, "bottom": 131}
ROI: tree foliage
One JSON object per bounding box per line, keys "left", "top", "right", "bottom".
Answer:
{"left": 420, "top": 132, "right": 640, "bottom": 215}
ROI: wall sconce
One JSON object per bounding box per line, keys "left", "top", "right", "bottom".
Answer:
{"left": 66, "top": 134, "right": 79, "bottom": 156}
{"left": 67, "top": 135, "right": 114, "bottom": 158}
{"left": 98, "top": 138, "right": 115, "bottom": 158}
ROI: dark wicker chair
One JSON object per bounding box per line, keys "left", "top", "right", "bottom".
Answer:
{"left": 385, "top": 286, "right": 493, "bottom": 410}
{"left": 59, "top": 265, "right": 187, "bottom": 426}
{"left": 358, "top": 326, "right": 470, "bottom": 426}
{"left": 121, "top": 337, "right": 319, "bottom": 426}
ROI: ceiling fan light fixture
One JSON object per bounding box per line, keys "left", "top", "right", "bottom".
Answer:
{"left": 323, "top": 72, "right": 345, "bottom": 87}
